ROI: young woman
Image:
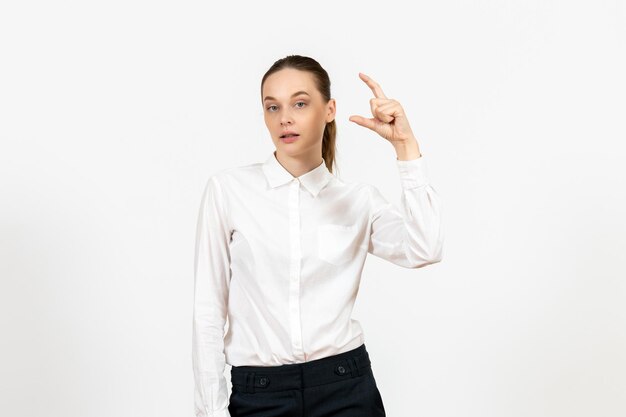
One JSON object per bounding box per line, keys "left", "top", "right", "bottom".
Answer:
{"left": 192, "top": 55, "right": 444, "bottom": 417}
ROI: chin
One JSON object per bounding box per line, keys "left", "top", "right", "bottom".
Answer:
{"left": 279, "top": 144, "right": 308, "bottom": 158}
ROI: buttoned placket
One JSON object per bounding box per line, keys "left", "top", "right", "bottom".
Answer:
{"left": 288, "top": 177, "right": 306, "bottom": 361}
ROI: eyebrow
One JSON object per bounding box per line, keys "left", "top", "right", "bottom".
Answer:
{"left": 263, "top": 91, "right": 310, "bottom": 102}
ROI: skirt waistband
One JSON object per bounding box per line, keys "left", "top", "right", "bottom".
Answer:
{"left": 230, "top": 343, "right": 372, "bottom": 393}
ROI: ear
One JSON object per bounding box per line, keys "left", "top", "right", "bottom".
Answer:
{"left": 326, "top": 98, "right": 336, "bottom": 123}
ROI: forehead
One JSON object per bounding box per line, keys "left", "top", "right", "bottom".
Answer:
{"left": 262, "top": 68, "right": 317, "bottom": 99}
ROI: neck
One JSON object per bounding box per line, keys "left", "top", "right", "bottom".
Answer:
{"left": 274, "top": 150, "right": 324, "bottom": 178}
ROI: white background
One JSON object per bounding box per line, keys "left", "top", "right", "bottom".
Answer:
{"left": 1, "top": 1, "right": 625, "bottom": 416}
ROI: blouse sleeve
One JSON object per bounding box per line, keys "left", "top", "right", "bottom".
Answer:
{"left": 367, "top": 155, "right": 444, "bottom": 268}
{"left": 192, "top": 176, "right": 232, "bottom": 417}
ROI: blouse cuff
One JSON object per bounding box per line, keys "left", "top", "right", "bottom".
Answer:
{"left": 396, "top": 155, "right": 429, "bottom": 189}
{"left": 210, "top": 408, "right": 231, "bottom": 417}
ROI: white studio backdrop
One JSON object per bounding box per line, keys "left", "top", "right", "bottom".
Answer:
{"left": 1, "top": 1, "right": 625, "bottom": 416}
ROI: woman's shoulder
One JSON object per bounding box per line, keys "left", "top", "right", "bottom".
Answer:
{"left": 204, "top": 160, "right": 265, "bottom": 188}
{"left": 330, "top": 172, "right": 374, "bottom": 193}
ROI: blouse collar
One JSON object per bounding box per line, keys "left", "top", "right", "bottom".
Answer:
{"left": 262, "top": 151, "right": 334, "bottom": 198}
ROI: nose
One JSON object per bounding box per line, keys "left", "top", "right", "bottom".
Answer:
{"left": 280, "top": 109, "right": 294, "bottom": 126}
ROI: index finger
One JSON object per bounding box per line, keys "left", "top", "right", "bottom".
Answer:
{"left": 358, "top": 72, "right": 388, "bottom": 99}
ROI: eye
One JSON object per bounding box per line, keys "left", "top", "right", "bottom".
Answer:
{"left": 266, "top": 101, "right": 307, "bottom": 112}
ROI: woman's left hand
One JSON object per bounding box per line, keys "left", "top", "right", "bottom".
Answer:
{"left": 348, "top": 72, "right": 417, "bottom": 146}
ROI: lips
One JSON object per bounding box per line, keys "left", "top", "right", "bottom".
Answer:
{"left": 280, "top": 131, "right": 299, "bottom": 138}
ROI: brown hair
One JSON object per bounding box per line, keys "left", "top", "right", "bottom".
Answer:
{"left": 261, "top": 55, "right": 338, "bottom": 174}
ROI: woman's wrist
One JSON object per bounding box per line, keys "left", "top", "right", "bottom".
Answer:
{"left": 394, "top": 137, "right": 422, "bottom": 160}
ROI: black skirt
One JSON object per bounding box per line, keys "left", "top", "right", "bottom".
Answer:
{"left": 229, "top": 343, "right": 386, "bottom": 417}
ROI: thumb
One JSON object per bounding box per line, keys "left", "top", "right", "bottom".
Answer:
{"left": 349, "top": 115, "right": 377, "bottom": 131}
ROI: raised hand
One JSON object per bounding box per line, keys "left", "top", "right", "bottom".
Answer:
{"left": 348, "top": 72, "right": 418, "bottom": 147}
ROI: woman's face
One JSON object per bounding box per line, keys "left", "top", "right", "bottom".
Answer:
{"left": 262, "top": 68, "right": 335, "bottom": 158}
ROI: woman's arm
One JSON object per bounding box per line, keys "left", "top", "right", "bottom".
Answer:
{"left": 368, "top": 154, "right": 444, "bottom": 268}
{"left": 192, "top": 176, "right": 232, "bottom": 417}
{"left": 348, "top": 72, "right": 444, "bottom": 269}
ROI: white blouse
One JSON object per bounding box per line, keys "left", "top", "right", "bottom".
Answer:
{"left": 192, "top": 150, "right": 444, "bottom": 417}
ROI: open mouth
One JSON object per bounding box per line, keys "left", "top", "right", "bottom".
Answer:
{"left": 280, "top": 134, "right": 300, "bottom": 138}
